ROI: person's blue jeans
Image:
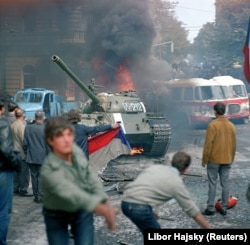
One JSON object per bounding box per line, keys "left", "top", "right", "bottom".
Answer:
{"left": 43, "top": 208, "right": 94, "bottom": 245}
{"left": 0, "top": 171, "right": 14, "bottom": 245}
{"left": 121, "top": 201, "right": 160, "bottom": 234}
{"left": 206, "top": 163, "right": 231, "bottom": 211}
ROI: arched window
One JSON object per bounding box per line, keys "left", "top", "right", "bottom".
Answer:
{"left": 23, "top": 65, "right": 36, "bottom": 88}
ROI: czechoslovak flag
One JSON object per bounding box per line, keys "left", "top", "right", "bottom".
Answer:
{"left": 243, "top": 17, "right": 250, "bottom": 83}
{"left": 88, "top": 127, "right": 131, "bottom": 172}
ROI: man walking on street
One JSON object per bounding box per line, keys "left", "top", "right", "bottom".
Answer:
{"left": 0, "top": 96, "right": 21, "bottom": 245}
{"left": 23, "top": 110, "right": 50, "bottom": 203}
{"left": 202, "top": 102, "right": 236, "bottom": 216}
{"left": 11, "top": 108, "right": 31, "bottom": 196}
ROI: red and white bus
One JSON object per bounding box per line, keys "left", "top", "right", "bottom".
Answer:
{"left": 164, "top": 76, "right": 249, "bottom": 129}
{"left": 210, "top": 76, "right": 250, "bottom": 123}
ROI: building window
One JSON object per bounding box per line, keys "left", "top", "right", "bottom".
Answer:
{"left": 23, "top": 65, "right": 36, "bottom": 88}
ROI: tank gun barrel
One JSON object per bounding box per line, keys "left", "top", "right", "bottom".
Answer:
{"left": 52, "top": 55, "right": 100, "bottom": 105}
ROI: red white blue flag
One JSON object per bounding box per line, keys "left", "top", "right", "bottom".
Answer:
{"left": 88, "top": 127, "right": 131, "bottom": 172}
{"left": 243, "top": 18, "right": 250, "bottom": 83}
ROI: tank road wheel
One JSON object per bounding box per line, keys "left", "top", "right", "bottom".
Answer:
{"left": 145, "top": 124, "right": 172, "bottom": 157}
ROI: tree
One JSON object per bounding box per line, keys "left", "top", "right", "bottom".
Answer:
{"left": 150, "top": 0, "right": 190, "bottom": 64}
{"left": 192, "top": 0, "right": 250, "bottom": 80}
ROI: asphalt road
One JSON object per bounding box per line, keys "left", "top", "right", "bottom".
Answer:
{"left": 6, "top": 123, "right": 250, "bottom": 245}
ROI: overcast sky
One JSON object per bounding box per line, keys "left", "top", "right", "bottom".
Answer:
{"left": 174, "top": 0, "right": 215, "bottom": 42}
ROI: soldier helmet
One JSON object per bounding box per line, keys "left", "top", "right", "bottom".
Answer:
{"left": 67, "top": 109, "right": 81, "bottom": 123}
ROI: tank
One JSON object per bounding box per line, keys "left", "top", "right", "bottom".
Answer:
{"left": 52, "top": 55, "right": 172, "bottom": 157}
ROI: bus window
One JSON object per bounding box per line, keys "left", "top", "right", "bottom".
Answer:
{"left": 171, "top": 87, "right": 182, "bottom": 101}
{"left": 184, "top": 87, "right": 193, "bottom": 101}
{"left": 194, "top": 87, "right": 201, "bottom": 100}
{"left": 220, "top": 86, "right": 230, "bottom": 98}
{"left": 213, "top": 85, "right": 226, "bottom": 99}
{"left": 201, "top": 86, "right": 213, "bottom": 100}
{"left": 232, "top": 85, "right": 246, "bottom": 97}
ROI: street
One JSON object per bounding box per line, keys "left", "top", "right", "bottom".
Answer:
{"left": 7, "top": 123, "right": 250, "bottom": 245}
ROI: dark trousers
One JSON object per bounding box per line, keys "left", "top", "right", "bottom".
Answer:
{"left": 43, "top": 208, "right": 94, "bottom": 245}
{"left": 28, "top": 163, "right": 42, "bottom": 198}
{"left": 121, "top": 201, "right": 160, "bottom": 234}
{"left": 13, "top": 160, "right": 30, "bottom": 193}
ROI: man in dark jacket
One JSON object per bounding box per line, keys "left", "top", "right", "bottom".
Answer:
{"left": 23, "top": 110, "right": 50, "bottom": 203}
{"left": 66, "top": 109, "right": 120, "bottom": 159}
{"left": 0, "top": 97, "right": 21, "bottom": 245}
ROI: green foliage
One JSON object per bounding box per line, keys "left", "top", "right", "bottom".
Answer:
{"left": 150, "top": 0, "right": 190, "bottom": 64}
{"left": 192, "top": 0, "right": 250, "bottom": 76}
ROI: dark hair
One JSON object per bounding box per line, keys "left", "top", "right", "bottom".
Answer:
{"left": 67, "top": 109, "right": 81, "bottom": 123}
{"left": 45, "top": 115, "right": 75, "bottom": 141}
{"left": 214, "top": 102, "right": 226, "bottom": 115}
{"left": 171, "top": 151, "right": 191, "bottom": 172}
{"left": 8, "top": 101, "right": 19, "bottom": 112}
{"left": 0, "top": 99, "right": 4, "bottom": 109}
{"left": 0, "top": 90, "right": 12, "bottom": 109}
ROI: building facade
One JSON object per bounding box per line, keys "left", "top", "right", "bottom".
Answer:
{"left": 0, "top": 0, "right": 88, "bottom": 99}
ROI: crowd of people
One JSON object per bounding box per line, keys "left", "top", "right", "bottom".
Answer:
{"left": 0, "top": 93, "right": 244, "bottom": 245}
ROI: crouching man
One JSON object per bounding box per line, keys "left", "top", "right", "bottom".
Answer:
{"left": 40, "top": 116, "right": 117, "bottom": 245}
{"left": 121, "top": 151, "right": 211, "bottom": 234}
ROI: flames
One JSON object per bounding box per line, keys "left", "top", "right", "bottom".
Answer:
{"left": 115, "top": 64, "right": 135, "bottom": 91}
{"left": 92, "top": 58, "right": 135, "bottom": 92}
{"left": 130, "top": 147, "right": 144, "bottom": 155}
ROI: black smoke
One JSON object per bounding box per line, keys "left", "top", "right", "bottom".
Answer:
{"left": 1, "top": 0, "right": 172, "bottom": 98}
{"left": 85, "top": 0, "right": 155, "bottom": 61}
{"left": 81, "top": 0, "right": 161, "bottom": 91}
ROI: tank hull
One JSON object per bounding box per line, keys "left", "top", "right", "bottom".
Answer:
{"left": 79, "top": 111, "right": 171, "bottom": 157}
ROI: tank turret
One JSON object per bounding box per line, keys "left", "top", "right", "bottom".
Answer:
{"left": 52, "top": 55, "right": 172, "bottom": 157}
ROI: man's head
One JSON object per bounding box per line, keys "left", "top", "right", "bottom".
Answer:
{"left": 15, "top": 108, "right": 25, "bottom": 120}
{"left": 213, "top": 102, "right": 226, "bottom": 116}
{"left": 0, "top": 91, "right": 11, "bottom": 115}
{"left": 171, "top": 151, "right": 191, "bottom": 174}
{"left": 45, "top": 116, "right": 75, "bottom": 156}
{"left": 67, "top": 109, "right": 81, "bottom": 123}
{"left": 35, "top": 110, "right": 45, "bottom": 121}
{"left": 8, "top": 101, "right": 19, "bottom": 113}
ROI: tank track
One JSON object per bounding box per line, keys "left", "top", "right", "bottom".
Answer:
{"left": 147, "top": 123, "right": 172, "bottom": 157}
